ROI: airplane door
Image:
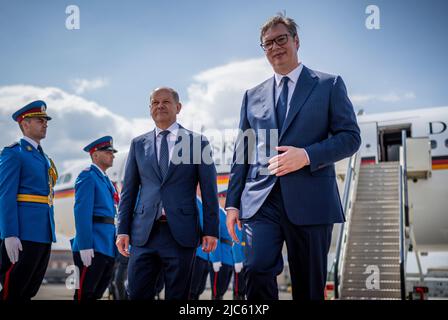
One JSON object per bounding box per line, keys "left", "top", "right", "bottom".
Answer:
{"left": 359, "top": 122, "right": 379, "bottom": 164}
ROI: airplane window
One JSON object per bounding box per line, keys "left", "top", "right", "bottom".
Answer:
{"left": 56, "top": 174, "right": 65, "bottom": 185}
{"left": 430, "top": 140, "right": 437, "bottom": 149}
{"left": 445, "top": 139, "right": 448, "bottom": 148}
{"left": 64, "top": 173, "right": 72, "bottom": 183}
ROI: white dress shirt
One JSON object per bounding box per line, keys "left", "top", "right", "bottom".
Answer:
{"left": 118, "top": 123, "right": 180, "bottom": 236}
{"left": 91, "top": 163, "right": 107, "bottom": 176}
{"left": 274, "top": 62, "right": 310, "bottom": 164}
{"left": 155, "top": 122, "right": 180, "bottom": 218}
{"left": 22, "top": 136, "right": 39, "bottom": 150}
{"left": 274, "top": 62, "right": 304, "bottom": 119}
{"left": 226, "top": 63, "right": 310, "bottom": 213}
{"left": 155, "top": 122, "right": 179, "bottom": 162}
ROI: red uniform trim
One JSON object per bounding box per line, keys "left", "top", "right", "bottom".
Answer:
{"left": 3, "top": 263, "right": 15, "bottom": 300}
{"left": 78, "top": 266, "right": 88, "bottom": 301}
{"left": 213, "top": 271, "right": 218, "bottom": 299}
{"left": 89, "top": 141, "right": 111, "bottom": 154}
{"left": 234, "top": 270, "right": 239, "bottom": 297}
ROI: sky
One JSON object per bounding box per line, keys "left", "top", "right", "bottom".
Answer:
{"left": 1, "top": 0, "right": 448, "bottom": 169}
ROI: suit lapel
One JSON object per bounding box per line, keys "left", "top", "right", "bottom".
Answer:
{"left": 280, "top": 66, "right": 318, "bottom": 140}
{"left": 144, "top": 130, "right": 163, "bottom": 182}
{"left": 260, "top": 77, "right": 278, "bottom": 128}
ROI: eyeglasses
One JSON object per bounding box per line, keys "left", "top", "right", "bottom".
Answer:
{"left": 260, "top": 33, "right": 293, "bottom": 51}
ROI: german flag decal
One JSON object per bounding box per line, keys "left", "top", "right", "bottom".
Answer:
{"left": 361, "top": 156, "right": 376, "bottom": 165}
{"left": 433, "top": 155, "right": 448, "bottom": 170}
{"left": 54, "top": 188, "right": 75, "bottom": 199}
{"left": 217, "top": 174, "right": 229, "bottom": 185}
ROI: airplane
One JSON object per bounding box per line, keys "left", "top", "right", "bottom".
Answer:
{"left": 47, "top": 106, "right": 448, "bottom": 298}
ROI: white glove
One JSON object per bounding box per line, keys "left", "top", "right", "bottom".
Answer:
{"left": 234, "top": 262, "right": 243, "bottom": 273}
{"left": 80, "top": 249, "right": 95, "bottom": 267}
{"left": 212, "top": 261, "right": 222, "bottom": 272}
{"left": 5, "top": 237, "right": 23, "bottom": 264}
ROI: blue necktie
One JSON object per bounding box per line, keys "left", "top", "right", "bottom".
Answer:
{"left": 37, "top": 145, "right": 45, "bottom": 156}
{"left": 37, "top": 145, "right": 47, "bottom": 163}
{"left": 276, "top": 76, "right": 289, "bottom": 131}
{"left": 159, "top": 130, "right": 170, "bottom": 179}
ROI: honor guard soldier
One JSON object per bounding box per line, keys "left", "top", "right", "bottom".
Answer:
{"left": 231, "top": 225, "right": 246, "bottom": 300}
{"left": 209, "top": 208, "right": 246, "bottom": 300}
{"left": 190, "top": 197, "right": 213, "bottom": 300}
{"left": 190, "top": 202, "right": 247, "bottom": 300}
{"left": 71, "top": 136, "right": 118, "bottom": 301}
{"left": 0, "top": 100, "right": 58, "bottom": 300}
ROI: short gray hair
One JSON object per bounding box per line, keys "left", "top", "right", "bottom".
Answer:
{"left": 150, "top": 87, "right": 180, "bottom": 103}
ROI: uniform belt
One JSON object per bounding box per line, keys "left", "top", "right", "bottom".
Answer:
{"left": 17, "top": 194, "right": 52, "bottom": 205}
{"left": 220, "top": 238, "right": 233, "bottom": 246}
{"left": 92, "top": 216, "right": 115, "bottom": 225}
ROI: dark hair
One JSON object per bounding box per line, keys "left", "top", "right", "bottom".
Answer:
{"left": 150, "top": 87, "right": 180, "bottom": 104}
{"left": 260, "top": 14, "right": 299, "bottom": 42}
{"left": 18, "top": 118, "right": 30, "bottom": 133}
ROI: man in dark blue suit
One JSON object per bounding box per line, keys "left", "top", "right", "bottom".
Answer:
{"left": 116, "top": 87, "right": 219, "bottom": 300}
{"left": 226, "top": 15, "right": 361, "bottom": 300}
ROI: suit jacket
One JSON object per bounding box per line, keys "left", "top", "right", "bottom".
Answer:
{"left": 117, "top": 125, "right": 219, "bottom": 247}
{"left": 225, "top": 65, "right": 361, "bottom": 225}
{"left": 71, "top": 165, "right": 117, "bottom": 257}
{"left": 0, "top": 139, "right": 56, "bottom": 243}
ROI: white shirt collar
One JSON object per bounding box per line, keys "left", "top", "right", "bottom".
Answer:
{"left": 91, "top": 163, "right": 107, "bottom": 176}
{"left": 274, "top": 62, "right": 303, "bottom": 88}
{"left": 22, "top": 136, "right": 39, "bottom": 150}
{"left": 155, "top": 122, "right": 179, "bottom": 138}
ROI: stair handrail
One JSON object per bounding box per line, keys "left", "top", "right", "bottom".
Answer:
{"left": 399, "top": 129, "right": 409, "bottom": 299}
{"left": 334, "top": 151, "right": 361, "bottom": 299}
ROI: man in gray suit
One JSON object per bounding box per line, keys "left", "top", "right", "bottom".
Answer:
{"left": 116, "top": 87, "right": 219, "bottom": 300}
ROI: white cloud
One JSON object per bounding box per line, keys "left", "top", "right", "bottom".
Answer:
{"left": 179, "top": 58, "right": 272, "bottom": 131}
{"left": 0, "top": 85, "right": 150, "bottom": 171}
{"left": 0, "top": 59, "right": 271, "bottom": 171}
{"left": 1, "top": 59, "right": 420, "bottom": 171}
{"left": 350, "top": 91, "right": 416, "bottom": 104}
{"left": 71, "top": 77, "right": 109, "bottom": 95}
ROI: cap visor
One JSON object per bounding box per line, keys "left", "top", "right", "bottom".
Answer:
{"left": 98, "top": 146, "right": 118, "bottom": 153}
{"left": 30, "top": 115, "right": 52, "bottom": 121}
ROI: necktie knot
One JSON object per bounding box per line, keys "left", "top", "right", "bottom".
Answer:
{"left": 159, "top": 130, "right": 170, "bottom": 138}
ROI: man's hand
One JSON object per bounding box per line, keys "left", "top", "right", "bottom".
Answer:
{"left": 5, "top": 237, "right": 22, "bottom": 264}
{"left": 116, "top": 234, "right": 130, "bottom": 257}
{"left": 226, "top": 209, "right": 242, "bottom": 243}
{"left": 212, "top": 261, "right": 222, "bottom": 272}
{"left": 202, "top": 236, "right": 217, "bottom": 253}
{"left": 268, "top": 146, "right": 309, "bottom": 176}
{"left": 80, "top": 249, "right": 94, "bottom": 267}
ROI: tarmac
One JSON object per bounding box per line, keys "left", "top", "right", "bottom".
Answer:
{"left": 34, "top": 283, "right": 293, "bottom": 300}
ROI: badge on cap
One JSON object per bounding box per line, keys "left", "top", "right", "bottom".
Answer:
{"left": 83, "top": 136, "right": 118, "bottom": 154}
{"left": 12, "top": 100, "right": 52, "bottom": 123}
